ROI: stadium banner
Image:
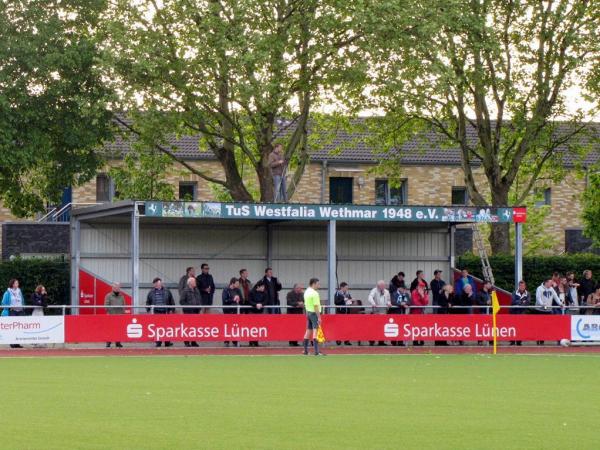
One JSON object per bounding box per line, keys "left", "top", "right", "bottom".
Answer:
{"left": 65, "top": 314, "right": 569, "bottom": 342}
{"left": 570, "top": 315, "right": 600, "bottom": 342}
{"left": 144, "top": 201, "right": 524, "bottom": 223}
{"left": 0, "top": 316, "right": 65, "bottom": 345}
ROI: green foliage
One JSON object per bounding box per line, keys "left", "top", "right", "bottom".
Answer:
{"left": 367, "top": 0, "right": 599, "bottom": 254}
{"left": 0, "top": 0, "right": 114, "bottom": 217}
{"left": 0, "top": 257, "right": 70, "bottom": 313}
{"left": 457, "top": 254, "right": 600, "bottom": 292}
{"left": 582, "top": 171, "right": 600, "bottom": 247}
{"left": 99, "top": 0, "right": 371, "bottom": 201}
{"left": 109, "top": 148, "right": 175, "bottom": 201}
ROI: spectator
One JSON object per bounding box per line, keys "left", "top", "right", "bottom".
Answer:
{"left": 222, "top": 278, "right": 243, "bottom": 347}
{"left": 238, "top": 269, "right": 252, "bottom": 313}
{"left": 476, "top": 281, "right": 492, "bottom": 315}
{"left": 334, "top": 282, "right": 352, "bottom": 346}
{"left": 30, "top": 285, "right": 48, "bottom": 317}
{"left": 178, "top": 267, "right": 196, "bottom": 298}
{"left": 262, "top": 268, "right": 282, "bottom": 314}
{"left": 458, "top": 283, "right": 475, "bottom": 314}
{"left": 430, "top": 270, "right": 446, "bottom": 309}
{"left": 104, "top": 282, "right": 125, "bottom": 348}
{"left": 269, "top": 143, "right": 287, "bottom": 202}
{"left": 535, "top": 278, "right": 563, "bottom": 345}
{"left": 180, "top": 277, "right": 202, "bottom": 347}
{"left": 566, "top": 272, "right": 580, "bottom": 312}
{"left": 586, "top": 286, "right": 600, "bottom": 315}
{"left": 553, "top": 276, "right": 571, "bottom": 315}
{"left": 455, "top": 269, "right": 477, "bottom": 297}
{"left": 551, "top": 272, "right": 561, "bottom": 288}
{"left": 511, "top": 280, "right": 530, "bottom": 346}
{"left": 247, "top": 281, "right": 267, "bottom": 347}
{"left": 368, "top": 280, "right": 391, "bottom": 346}
{"left": 410, "top": 270, "right": 429, "bottom": 292}
{"left": 410, "top": 285, "right": 429, "bottom": 346}
{"left": 196, "top": 263, "right": 215, "bottom": 314}
{"left": 437, "top": 284, "right": 454, "bottom": 345}
{"left": 2, "top": 279, "right": 25, "bottom": 348}
{"left": 287, "top": 283, "right": 305, "bottom": 347}
{"left": 146, "top": 277, "right": 175, "bottom": 347}
{"left": 578, "top": 270, "right": 596, "bottom": 315}
{"left": 389, "top": 272, "right": 406, "bottom": 294}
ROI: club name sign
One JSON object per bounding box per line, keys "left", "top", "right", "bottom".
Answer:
{"left": 145, "top": 201, "right": 527, "bottom": 224}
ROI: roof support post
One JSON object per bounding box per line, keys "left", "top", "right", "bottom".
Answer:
{"left": 131, "top": 203, "right": 140, "bottom": 312}
{"left": 70, "top": 218, "right": 81, "bottom": 315}
{"left": 515, "top": 222, "right": 523, "bottom": 291}
{"left": 328, "top": 219, "right": 337, "bottom": 307}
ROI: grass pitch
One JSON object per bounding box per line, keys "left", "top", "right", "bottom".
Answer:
{"left": 3, "top": 354, "right": 599, "bottom": 449}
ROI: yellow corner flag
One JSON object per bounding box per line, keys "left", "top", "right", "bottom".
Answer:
{"left": 491, "top": 291, "right": 501, "bottom": 354}
{"left": 317, "top": 325, "right": 326, "bottom": 344}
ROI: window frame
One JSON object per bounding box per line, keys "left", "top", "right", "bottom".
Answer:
{"left": 178, "top": 181, "right": 198, "bottom": 201}
{"left": 375, "top": 179, "right": 407, "bottom": 206}
{"left": 451, "top": 186, "right": 468, "bottom": 206}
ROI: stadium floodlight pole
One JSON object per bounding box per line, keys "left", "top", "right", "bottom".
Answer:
{"left": 514, "top": 222, "right": 523, "bottom": 292}
{"left": 131, "top": 202, "right": 140, "bottom": 310}
{"left": 327, "top": 219, "right": 337, "bottom": 307}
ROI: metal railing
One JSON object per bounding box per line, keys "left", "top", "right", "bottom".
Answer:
{"left": 2, "top": 304, "right": 599, "bottom": 315}
{"left": 37, "top": 202, "right": 99, "bottom": 223}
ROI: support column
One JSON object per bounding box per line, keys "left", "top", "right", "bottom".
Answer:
{"left": 514, "top": 222, "right": 523, "bottom": 291}
{"left": 266, "top": 223, "right": 273, "bottom": 268}
{"left": 70, "top": 218, "right": 81, "bottom": 315}
{"left": 131, "top": 205, "right": 140, "bottom": 312}
{"left": 449, "top": 225, "right": 455, "bottom": 268}
{"left": 327, "top": 220, "right": 337, "bottom": 307}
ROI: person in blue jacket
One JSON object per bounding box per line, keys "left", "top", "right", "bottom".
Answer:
{"left": 2, "top": 279, "right": 26, "bottom": 348}
{"left": 455, "top": 269, "right": 478, "bottom": 297}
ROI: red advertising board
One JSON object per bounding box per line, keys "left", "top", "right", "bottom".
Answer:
{"left": 65, "top": 314, "right": 570, "bottom": 343}
{"left": 78, "top": 269, "right": 132, "bottom": 315}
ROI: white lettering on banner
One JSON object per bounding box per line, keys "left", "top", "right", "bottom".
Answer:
{"left": 0, "top": 316, "right": 65, "bottom": 344}
{"left": 571, "top": 315, "right": 600, "bottom": 341}
{"left": 401, "top": 323, "right": 516, "bottom": 340}
{"left": 142, "top": 321, "right": 269, "bottom": 341}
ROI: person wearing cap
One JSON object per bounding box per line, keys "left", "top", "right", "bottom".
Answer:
{"left": 146, "top": 277, "right": 175, "bottom": 347}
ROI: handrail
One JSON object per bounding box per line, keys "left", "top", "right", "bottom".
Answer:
{"left": 37, "top": 202, "right": 99, "bottom": 223}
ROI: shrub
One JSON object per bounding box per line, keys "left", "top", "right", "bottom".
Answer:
{"left": 457, "top": 253, "right": 600, "bottom": 292}
{"left": 0, "top": 257, "right": 70, "bottom": 314}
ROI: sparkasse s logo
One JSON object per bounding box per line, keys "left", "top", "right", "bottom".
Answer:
{"left": 384, "top": 318, "right": 399, "bottom": 338}
{"left": 127, "top": 318, "right": 143, "bottom": 338}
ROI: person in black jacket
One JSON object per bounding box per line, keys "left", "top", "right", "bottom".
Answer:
{"left": 429, "top": 270, "right": 446, "bottom": 309}
{"left": 222, "top": 277, "right": 243, "bottom": 347}
{"left": 146, "top": 277, "right": 175, "bottom": 347}
{"left": 248, "top": 281, "right": 267, "bottom": 346}
{"left": 30, "top": 285, "right": 48, "bottom": 316}
{"left": 334, "top": 282, "right": 353, "bottom": 346}
{"left": 196, "top": 263, "right": 215, "bottom": 314}
{"left": 410, "top": 270, "right": 430, "bottom": 293}
{"left": 388, "top": 272, "right": 406, "bottom": 295}
{"left": 180, "top": 277, "right": 202, "bottom": 347}
{"left": 578, "top": 270, "right": 596, "bottom": 315}
{"left": 286, "top": 283, "right": 305, "bottom": 346}
{"left": 262, "top": 267, "right": 282, "bottom": 314}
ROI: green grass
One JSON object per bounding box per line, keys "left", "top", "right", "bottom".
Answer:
{"left": 3, "top": 354, "right": 599, "bottom": 449}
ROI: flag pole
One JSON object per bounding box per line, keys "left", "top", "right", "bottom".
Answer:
{"left": 492, "top": 291, "right": 500, "bottom": 355}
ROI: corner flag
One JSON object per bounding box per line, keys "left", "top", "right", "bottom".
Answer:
{"left": 491, "top": 291, "right": 501, "bottom": 354}
{"left": 317, "top": 325, "right": 326, "bottom": 344}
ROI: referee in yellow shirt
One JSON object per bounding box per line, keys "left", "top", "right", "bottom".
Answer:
{"left": 303, "top": 278, "right": 324, "bottom": 356}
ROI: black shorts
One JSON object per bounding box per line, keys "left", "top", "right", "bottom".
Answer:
{"left": 306, "top": 312, "right": 319, "bottom": 330}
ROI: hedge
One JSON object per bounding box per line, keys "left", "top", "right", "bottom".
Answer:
{"left": 457, "top": 254, "right": 600, "bottom": 292}
{"left": 0, "top": 257, "right": 70, "bottom": 314}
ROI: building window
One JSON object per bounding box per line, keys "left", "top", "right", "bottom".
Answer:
{"left": 96, "top": 174, "right": 112, "bottom": 202}
{"left": 375, "top": 179, "right": 407, "bottom": 206}
{"left": 329, "top": 177, "right": 353, "bottom": 204}
{"left": 535, "top": 188, "right": 552, "bottom": 207}
{"left": 179, "top": 182, "right": 197, "bottom": 201}
{"left": 451, "top": 186, "right": 468, "bottom": 205}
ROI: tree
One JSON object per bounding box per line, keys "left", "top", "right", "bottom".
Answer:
{"left": 101, "top": 0, "right": 369, "bottom": 202}
{"left": 581, "top": 170, "right": 600, "bottom": 247}
{"left": 369, "top": 0, "right": 600, "bottom": 254}
{"left": 0, "top": 0, "right": 114, "bottom": 217}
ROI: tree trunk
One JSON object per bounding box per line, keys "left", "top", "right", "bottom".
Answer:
{"left": 258, "top": 163, "right": 274, "bottom": 202}
{"left": 218, "top": 149, "right": 253, "bottom": 202}
{"left": 488, "top": 185, "right": 511, "bottom": 254}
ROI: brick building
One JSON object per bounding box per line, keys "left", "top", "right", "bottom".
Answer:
{"left": 1, "top": 122, "right": 598, "bottom": 257}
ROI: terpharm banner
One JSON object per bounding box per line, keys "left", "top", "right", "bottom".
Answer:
{"left": 145, "top": 201, "right": 527, "bottom": 224}
{"left": 0, "top": 316, "right": 65, "bottom": 345}
{"left": 570, "top": 315, "right": 600, "bottom": 342}
{"left": 65, "top": 314, "right": 569, "bottom": 343}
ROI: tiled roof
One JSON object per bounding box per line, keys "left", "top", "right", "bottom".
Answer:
{"left": 105, "top": 116, "right": 599, "bottom": 167}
